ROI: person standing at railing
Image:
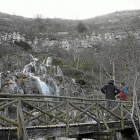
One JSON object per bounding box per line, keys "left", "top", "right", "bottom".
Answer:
{"left": 115, "top": 82, "right": 128, "bottom": 120}
{"left": 115, "top": 82, "right": 128, "bottom": 101}
{"left": 101, "top": 80, "right": 120, "bottom": 121}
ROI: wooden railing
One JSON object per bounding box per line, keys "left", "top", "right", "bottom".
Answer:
{"left": 0, "top": 94, "right": 139, "bottom": 140}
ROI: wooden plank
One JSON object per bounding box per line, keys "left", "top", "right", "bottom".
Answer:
{"left": 0, "top": 98, "right": 15, "bottom": 101}
{"left": 25, "top": 112, "right": 48, "bottom": 125}
{"left": 96, "top": 101, "right": 100, "bottom": 132}
{"left": 25, "top": 101, "right": 65, "bottom": 124}
{"left": 12, "top": 104, "right": 49, "bottom": 124}
{"left": 123, "top": 105, "right": 138, "bottom": 119}
{"left": 111, "top": 103, "right": 121, "bottom": 112}
{"left": 49, "top": 104, "right": 65, "bottom": 115}
{"left": 120, "top": 102, "right": 124, "bottom": 130}
{"left": 47, "top": 102, "right": 65, "bottom": 112}
{"left": 0, "top": 113, "right": 18, "bottom": 126}
{"left": 0, "top": 99, "right": 17, "bottom": 111}
{"left": 18, "top": 97, "right": 28, "bottom": 140}
{"left": 17, "top": 97, "right": 22, "bottom": 140}
{"left": 66, "top": 99, "right": 69, "bottom": 137}
{"left": 0, "top": 93, "right": 132, "bottom": 103}
{"left": 69, "top": 102, "right": 98, "bottom": 123}
{"left": 21, "top": 99, "right": 67, "bottom": 123}
{"left": 69, "top": 104, "right": 96, "bottom": 123}
{"left": 25, "top": 99, "right": 62, "bottom": 103}
{"left": 99, "top": 104, "right": 122, "bottom": 120}
{"left": 79, "top": 105, "right": 96, "bottom": 117}
{"left": 46, "top": 102, "right": 49, "bottom": 125}
{"left": 0, "top": 101, "right": 6, "bottom": 106}
{"left": 99, "top": 109, "right": 109, "bottom": 132}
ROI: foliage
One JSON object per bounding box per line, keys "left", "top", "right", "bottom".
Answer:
{"left": 52, "top": 57, "right": 64, "bottom": 65}
{"left": 76, "top": 21, "right": 87, "bottom": 33}
{"left": 14, "top": 40, "right": 32, "bottom": 51}
{"left": 0, "top": 43, "right": 24, "bottom": 57}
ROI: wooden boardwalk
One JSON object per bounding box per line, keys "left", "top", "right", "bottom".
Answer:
{"left": 0, "top": 94, "right": 139, "bottom": 140}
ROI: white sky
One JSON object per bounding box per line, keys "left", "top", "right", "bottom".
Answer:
{"left": 0, "top": 0, "right": 140, "bottom": 19}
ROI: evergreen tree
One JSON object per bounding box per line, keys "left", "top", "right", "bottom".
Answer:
{"left": 76, "top": 21, "right": 87, "bottom": 33}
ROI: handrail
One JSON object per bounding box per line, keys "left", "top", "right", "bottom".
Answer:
{"left": 0, "top": 93, "right": 134, "bottom": 103}
{"left": 0, "top": 93, "right": 138, "bottom": 140}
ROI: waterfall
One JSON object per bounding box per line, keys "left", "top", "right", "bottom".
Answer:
{"left": 38, "top": 60, "right": 47, "bottom": 74}
{"left": 46, "top": 57, "right": 52, "bottom": 66}
{"left": 12, "top": 76, "right": 18, "bottom": 93}
{"left": 29, "top": 54, "right": 38, "bottom": 63}
{"left": 72, "top": 78, "right": 76, "bottom": 84}
{"left": 57, "top": 66, "right": 63, "bottom": 76}
{"left": 23, "top": 54, "right": 38, "bottom": 73}
{"left": 31, "top": 76, "right": 50, "bottom": 96}
{"left": 23, "top": 63, "right": 32, "bottom": 73}
{"left": 53, "top": 80, "right": 60, "bottom": 96}
{"left": 22, "top": 55, "right": 62, "bottom": 97}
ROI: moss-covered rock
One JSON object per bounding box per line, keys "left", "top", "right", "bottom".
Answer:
{"left": 52, "top": 57, "right": 64, "bottom": 65}
{"left": 61, "top": 65, "right": 84, "bottom": 78}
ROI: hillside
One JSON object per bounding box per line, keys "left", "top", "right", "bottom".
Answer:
{"left": 0, "top": 9, "right": 140, "bottom": 92}
{"left": 0, "top": 9, "right": 140, "bottom": 39}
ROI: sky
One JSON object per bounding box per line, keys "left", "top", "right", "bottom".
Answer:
{"left": 0, "top": 0, "right": 140, "bottom": 20}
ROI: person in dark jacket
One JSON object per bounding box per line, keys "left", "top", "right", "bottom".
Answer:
{"left": 101, "top": 80, "right": 120, "bottom": 121}
{"left": 115, "top": 82, "right": 128, "bottom": 101}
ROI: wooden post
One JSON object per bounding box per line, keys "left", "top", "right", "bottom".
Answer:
{"left": 96, "top": 100, "right": 100, "bottom": 132}
{"left": 120, "top": 102, "right": 124, "bottom": 130}
{"left": 66, "top": 99, "right": 69, "bottom": 137}
{"left": 100, "top": 108, "right": 109, "bottom": 132}
{"left": 4, "top": 101, "right": 8, "bottom": 126}
{"left": 17, "top": 97, "right": 28, "bottom": 140}
{"left": 46, "top": 102, "right": 49, "bottom": 125}
{"left": 17, "top": 97, "right": 22, "bottom": 140}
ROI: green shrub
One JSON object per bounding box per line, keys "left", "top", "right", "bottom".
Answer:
{"left": 14, "top": 40, "right": 32, "bottom": 51}
{"left": 52, "top": 57, "right": 64, "bottom": 65}
{"left": 76, "top": 21, "right": 87, "bottom": 33}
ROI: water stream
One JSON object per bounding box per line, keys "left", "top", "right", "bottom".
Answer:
{"left": 23, "top": 55, "right": 61, "bottom": 97}
{"left": 31, "top": 75, "right": 51, "bottom": 96}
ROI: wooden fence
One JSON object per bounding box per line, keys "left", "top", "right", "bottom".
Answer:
{"left": 0, "top": 93, "right": 139, "bottom": 140}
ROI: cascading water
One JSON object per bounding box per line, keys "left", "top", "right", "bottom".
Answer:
{"left": 38, "top": 60, "right": 47, "bottom": 74}
{"left": 57, "top": 66, "right": 63, "bottom": 76}
{"left": 23, "top": 63, "right": 32, "bottom": 73}
{"left": 72, "top": 78, "right": 76, "bottom": 84}
{"left": 18, "top": 54, "right": 71, "bottom": 101}
{"left": 12, "top": 76, "right": 18, "bottom": 93}
{"left": 31, "top": 76, "right": 51, "bottom": 96}
{"left": 22, "top": 55, "right": 62, "bottom": 97}
{"left": 46, "top": 57, "right": 52, "bottom": 66}
{"left": 23, "top": 54, "right": 38, "bottom": 73}
{"left": 29, "top": 54, "right": 38, "bottom": 63}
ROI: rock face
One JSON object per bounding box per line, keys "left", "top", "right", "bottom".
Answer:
{"left": 0, "top": 53, "right": 102, "bottom": 100}
{"left": 1, "top": 28, "right": 140, "bottom": 54}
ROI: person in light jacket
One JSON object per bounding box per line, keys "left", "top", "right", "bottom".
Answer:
{"left": 115, "top": 82, "right": 128, "bottom": 101}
